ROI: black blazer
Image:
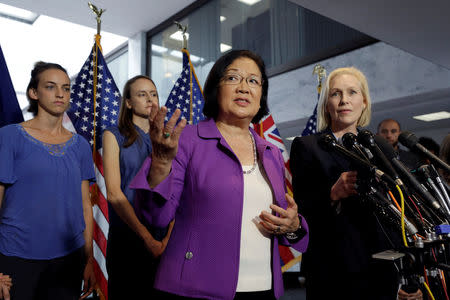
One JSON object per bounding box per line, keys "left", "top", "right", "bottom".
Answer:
{"left": 290, "top": 131, "right": 398, "bottom": 300}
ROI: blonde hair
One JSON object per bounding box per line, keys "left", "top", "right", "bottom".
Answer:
{"left": 317, "top": 67, "right": 372, "bottom": 132}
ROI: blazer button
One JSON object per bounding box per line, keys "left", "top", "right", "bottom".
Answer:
{"left": 185, "top": 251, "right": 193, "bottom": 260}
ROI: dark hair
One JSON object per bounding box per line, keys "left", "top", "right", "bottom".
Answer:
{"left": 26, "top": 61, "right": 68, "bottom": 116}
{"left": 377, "top": 118, "right": 401, "bottom": 132}
{"left": 202, "top": 50, "right": 269, "bottom": 124}
{"left": 418, "top": 136, "right": 440, "bottom": 155}
{"left": 118, "top": 75, "right": 157, "bottom": 147}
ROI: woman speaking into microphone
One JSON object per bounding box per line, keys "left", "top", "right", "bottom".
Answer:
{"left": 290, "top": 67, "right": 422, "bottom": 300}
{"left": 130, "top": 50, "right": 308, "bottom": 300}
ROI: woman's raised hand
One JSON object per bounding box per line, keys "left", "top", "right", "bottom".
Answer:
{"left": 148, "top": 105, "right": 187, "bottom": 164}
{"left": 147, "top": 105, "right": 187, "bottom": 188}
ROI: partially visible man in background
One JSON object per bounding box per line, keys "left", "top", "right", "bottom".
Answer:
{"left": 377, "top": 118, "right": 420, "bottom": 170}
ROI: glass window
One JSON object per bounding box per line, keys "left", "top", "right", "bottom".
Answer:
{"left": 106, "top": 47, "right": 129, "bottom": 94}
{"left": 148, "top": 0, "right": 373, "bottom": 104}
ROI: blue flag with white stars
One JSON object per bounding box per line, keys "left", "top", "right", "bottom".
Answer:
{"left": 67, "top": 43, "right": 121, "bottom": 150}
{"left": 301, "top": 104, "right": 317, "bottom": 136}
{"left": 164, "top": 49, "right": 205, "bottom": 124}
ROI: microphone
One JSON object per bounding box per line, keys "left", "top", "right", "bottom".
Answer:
{"left": 375, "top": 137, "right": 447, "bottom": 221}
{"left": 364, "top": 135, "right": 429, "bottom": 229}
{"left": 417, "top": 165, "right": 450, "bottom": 219}
{"left": 319, "top": 134, "right": 395, "bottom": 187}
{"left": 367, "top": 186, "right": 418, "bottom": 236}
{"left": 320, "top": 134, "right": 420, "bottom": 234}
{"left": 399, "top": 131, "right": 450, "bottom": 173}
{"left": 357, "top": 129, "right": 402, "bottom": 185}
{"left": 342, "top": 132, "right": 372, "bottom": 162}
{"left": 428, "top": 164, "right": 450, "bottom": 204}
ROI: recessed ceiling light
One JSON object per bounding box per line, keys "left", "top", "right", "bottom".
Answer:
{"left": 220, "top": 43, "right": 232, "bottom": 53}
{"left": 0, "top": 3, "right": 39, "bottom": 24}
{"left": 170, "top": 31, "right": 189, "bottom": 41}
{"left": 237, "top": 0, "right": 261, "bottom": 5}
{"left": 413, "top": 111, "right": 450, "bottom": 122}
{"left": 220, "top": 16, "right": 226, "bottom": 22}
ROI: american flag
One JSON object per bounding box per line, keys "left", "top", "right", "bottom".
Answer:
{"left": 252, "top": 114, "right": 301, "bottom": 272}
{"left": 301, "top": 66, "right": 325, "bottom": 137}
{"left": 301, "top": 104, "right": 317, "bottom": 137}
{"left": 0, "top": 44, "right": 23, "bottom": 127}
{"left": 65, "top": 37, "right": 120, "bottom": 300}
{"left": 164, "top": 48, "right": 205, "bottom": 124}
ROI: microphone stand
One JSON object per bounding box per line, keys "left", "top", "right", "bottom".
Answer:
{"left": 359, "top": 177, "right": 450, "bottom": 299}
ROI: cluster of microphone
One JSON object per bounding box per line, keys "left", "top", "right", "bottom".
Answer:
{"left": 319, "top": 129, "right": 450, "bottom": 298}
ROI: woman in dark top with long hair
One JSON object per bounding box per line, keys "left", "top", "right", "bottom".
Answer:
{"left": 0, "top": 61, "right": 96, "bottom": 299}
{"left": 103, "top": 75, "right": 173, "bottom": 299}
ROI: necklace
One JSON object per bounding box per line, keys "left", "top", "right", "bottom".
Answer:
{"left": 243, "top": 132, "right": 257, "bottom": 174}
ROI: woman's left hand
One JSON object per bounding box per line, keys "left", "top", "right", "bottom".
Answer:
{"left": 259, "top": 193, "right": 300, "bottom": 235}
{"left": 80, "top": 257, "right": 96, "bottom": 299}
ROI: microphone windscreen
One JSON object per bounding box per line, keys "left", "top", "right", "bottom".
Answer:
{"left": 342, "top": 132, "right": 358, "bottom": 150}
{"left": 398, "top": 131, "right": 418, "bottom": 149}
{"left": 318, "top": 133, "right": 336, "bottom": 151}
{"left": 373, "top": 135, "right": 396, "bottom": 161}
{"left": 356, "top": 129, "right": 375, "bottom": 148}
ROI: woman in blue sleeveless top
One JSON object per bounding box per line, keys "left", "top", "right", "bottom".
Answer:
{"left": 102, "top": 75, "right": 173, "bottom": 299}
{"left": 0, "top": 62, "right": 96, "bottom": 299}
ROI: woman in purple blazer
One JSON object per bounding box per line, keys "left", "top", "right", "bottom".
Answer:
{"left": 130, "top": 50, "right": 308, "bottom": 300}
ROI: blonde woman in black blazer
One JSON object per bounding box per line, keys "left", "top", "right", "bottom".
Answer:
{"left": 290, "top": 67, "right": 423, "bottom": 300}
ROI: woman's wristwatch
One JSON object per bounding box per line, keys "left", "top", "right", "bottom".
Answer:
{"left": 285, "top": 220, "right": 306, "bottom": 243}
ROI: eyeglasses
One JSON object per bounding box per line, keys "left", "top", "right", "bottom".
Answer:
{"left": 220, "top": 72, "right": 263, "bottom": 88}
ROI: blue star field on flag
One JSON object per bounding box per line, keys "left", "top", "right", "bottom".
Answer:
{"left": 301, "top": 104, "right": 317, "bottom": 136}
{"left": 67, "top": 45, "right": 121, "bottom": 150}
{"left": 164, "top": 49, "right": 205, "bottom": 124}
{"left": 0, "top": 44, "right": 23, "bottom": 127}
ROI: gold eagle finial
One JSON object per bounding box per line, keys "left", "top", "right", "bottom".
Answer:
{"left": 174, "top": 21, "right": 188, "bottom": 49}
{"left": 88, "top": 2, "right": 105, "bottom": 34}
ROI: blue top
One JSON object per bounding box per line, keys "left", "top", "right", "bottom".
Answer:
{"left": 105, "top": 125, "right": 152, "bottom": 228}
{"left": 0, "top": 124, "right": 96, "bottom": 259}
{"left": 105, "top": 126, "right": 168, "bottom": 241}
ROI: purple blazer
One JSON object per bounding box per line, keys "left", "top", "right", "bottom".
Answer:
{"left": 130, "top": 118, "right": 308, "bottom": 300}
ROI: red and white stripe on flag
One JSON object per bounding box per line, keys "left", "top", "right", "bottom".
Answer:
{"left": 92, "top": 148, "right": 109, "bottom": 299}
{"left": 63, "top": 114, "right": 109, "bottom": 299}
{"left": 65, "top": 39, "right": 123, "bottom": 299}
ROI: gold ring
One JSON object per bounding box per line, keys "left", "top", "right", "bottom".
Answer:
{"left": 163, "top": 132, "right": 170, "bottom": 139}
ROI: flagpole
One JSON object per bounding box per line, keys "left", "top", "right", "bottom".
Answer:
{"left": 312, "top": 64, "right": 326, "bottom": 95}
{"left": 189, "top": 52, "right": 193, "bottom": 124}
{"left": 174, "top": 22, "right": 195, "bottom": 124}
{"left": 92, "top": 39, "right": 99, "bottom": 156}
{"left": 88, "top": 3, "right": 105, "bottom": 155}
{"left": 88, "top": 2, "right": 105, "bottom": 36}
{"left": 87, "top": 3, "right": 106, "bottom": 300}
